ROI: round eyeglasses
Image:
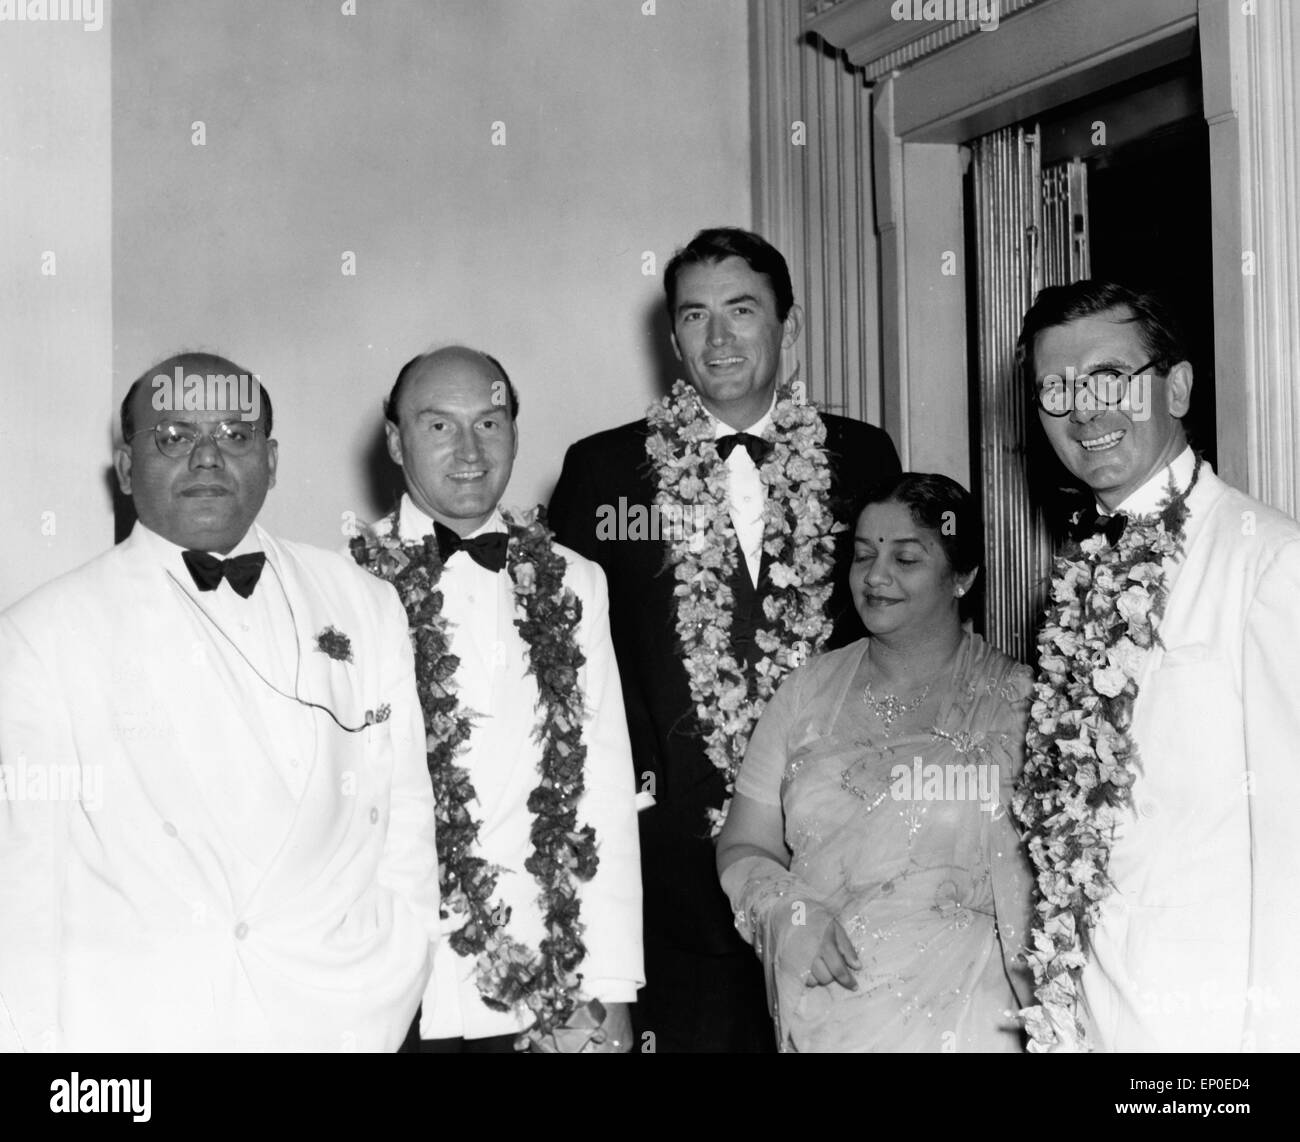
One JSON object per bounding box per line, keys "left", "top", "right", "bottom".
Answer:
{"left": 1035, "top": 358, "right": 1159, "bottom": 417}
{"left": 128, "top": 420, "right": 265, "bottom": 459}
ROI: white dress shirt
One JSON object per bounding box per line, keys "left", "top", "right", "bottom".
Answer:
{"left": 709, "top": 399, "right": 775, "bottom": 587}
{"left": 388, "top": 496, "right": 643, "bottom": 1041}
{"left": 1103, "top": 443, "right": 1196, "bottom": 517}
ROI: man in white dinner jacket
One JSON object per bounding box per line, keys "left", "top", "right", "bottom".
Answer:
{"left": 1019, "top": 282, "right": 1300, "bottom": 1051}
{"left": 0, "top": 353, "right": 440, "bottom": 1052}
{"left": 362, "top": 346, "right": 642, "bottom": 1053}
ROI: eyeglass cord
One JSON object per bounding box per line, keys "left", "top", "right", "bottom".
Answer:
{"left": 165, "top": 558, "right": 380, "bottom": 735}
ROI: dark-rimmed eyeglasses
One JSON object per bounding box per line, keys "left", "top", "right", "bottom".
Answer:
{"left": 1035, "top": 358, "right": 1159, "bottom": 417}
{"left": 127, "top": 420, "right": 265, "bottom": 459}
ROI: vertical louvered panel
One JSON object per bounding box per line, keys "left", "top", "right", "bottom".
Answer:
{"left": 971, "top": 126, "right": 1050, "bottom": 663}
{"left": 754, "top": 3, "right": 882, "bottom": 424}
{"left": 971, "top": 131, "right": 1090, "bottom": 664}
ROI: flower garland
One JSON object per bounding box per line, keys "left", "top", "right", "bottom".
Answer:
{"left": 350, "top": 506, "right": 597, "bottom": 1048}
{"left": 645, "top": 379, "right": 841, "bottom": 835}
{"left": 1012, "top": 456, "right": 1201, "bottom": 1052}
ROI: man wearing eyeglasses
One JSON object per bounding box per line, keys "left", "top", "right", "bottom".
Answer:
{"left": 0, "top": 352, "right": 440, "bottom": 1051}
{"left": 1015, "top": 282, "right": 1300, "bottom": 1052}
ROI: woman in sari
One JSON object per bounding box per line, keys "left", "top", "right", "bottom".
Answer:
{"left": 717, "top": 473, "right": 1035, "bottom": 1052}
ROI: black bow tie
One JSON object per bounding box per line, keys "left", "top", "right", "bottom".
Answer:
{"left": 181, "top": 550, "right": 267, "bottom": 598}
{"left": 433, "top": 521, "right": 508, "bottom": 572}
{"left": 715, "top": 432, "right": 772, "bottom": 465}
{"left": 1069, "top": 506, "right": 1128, "bottom": 546}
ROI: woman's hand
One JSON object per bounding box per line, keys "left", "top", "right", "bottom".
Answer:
{"left": 776, "top": 901, "right": 861, "bottom": 990}
{"left": 805, "top": 911, "right": 862, "bottom": 989}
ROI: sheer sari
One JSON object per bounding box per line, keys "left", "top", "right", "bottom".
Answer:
{"left": 730, "top": 632, "right": 1034, "bottom": 1052}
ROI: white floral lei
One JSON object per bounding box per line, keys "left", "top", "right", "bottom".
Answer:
{"left": 645, "top": 379, "right": 841, "bottom": 835}
{"left": 1012, "top": 457, "right": 1200, "bottom": 1051}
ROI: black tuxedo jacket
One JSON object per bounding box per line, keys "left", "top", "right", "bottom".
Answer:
{"left": 548, "top": 412, "right": 901, "bottom": 961}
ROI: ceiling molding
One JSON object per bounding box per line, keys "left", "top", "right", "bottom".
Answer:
{"left": 806, "top": 0, "right": 1047, "bottom": 81}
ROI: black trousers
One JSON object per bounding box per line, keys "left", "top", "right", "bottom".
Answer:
{"left": 632, "top": 946, "right": 776, "bottom": 1053}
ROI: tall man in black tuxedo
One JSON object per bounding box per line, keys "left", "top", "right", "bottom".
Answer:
{"left": 548, "top": 228, "right": 900, "bottom": 1051}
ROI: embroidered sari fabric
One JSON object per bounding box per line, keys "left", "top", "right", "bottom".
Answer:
{"left": 733, "top": 632, "right": 1035, "bottom": 1051}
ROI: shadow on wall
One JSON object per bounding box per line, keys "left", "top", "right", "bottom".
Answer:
{"left": 110, "top": 464, "right": 135, "bottom": 545}
{"left": 105, "top": 412, "right": 135, "bottom": 543}
{"left": 360, "top": 424, "right": 405, "bottom": 523}
{"left": 646, "top": 293, "right": 679, "bottom": 401}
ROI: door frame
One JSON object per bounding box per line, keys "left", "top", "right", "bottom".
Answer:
{"left": 759, "top": 0, "right": 1299, "bottom": 511}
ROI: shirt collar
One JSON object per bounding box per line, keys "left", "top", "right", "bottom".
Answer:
{"left": 709, "top": 393, "right": 777, "bottom": 440}
{"left": 398, "top": 493, "right": 506, "bottom": 543}
{"left": 1106, "top": 445, "right": 1196, "bottom": 516}
{"left": 133, "top": 520, "right": 262, "bottom": 561}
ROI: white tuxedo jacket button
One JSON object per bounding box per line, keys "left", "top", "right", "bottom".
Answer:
{"left": 1139, "top": 798, "right": 1158, "bottom": 818}
{"left": 162, "top": 821, "right": 178, "bottom": 838}
{"left": 234, "top": 922, "right": 249, "bottom": 940}
{"left": 369, "top": 807, "right": 379, "bottom": 824}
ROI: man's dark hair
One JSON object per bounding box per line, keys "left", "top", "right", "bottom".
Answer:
{"left": 858, "top": 471, "right": 983, "bottom": 582}
{"left": 664, "top": 227, "right": 795, "bottom": 322}
{"left": 383, "top": 349, "right": 520, "bottom": 425}
{"left": 120, "top": 352, "right": 273, "bottom": 441}
{"left": 1015, "top": 280, "right": 1189, "bottom": 396}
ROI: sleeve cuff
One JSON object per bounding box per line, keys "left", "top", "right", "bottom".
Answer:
{"left": 584, "top": 979, "right": 641, "bottom": 1004}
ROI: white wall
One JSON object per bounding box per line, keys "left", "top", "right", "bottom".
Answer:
{"left": 0, "top": 13, "right": 113, "bottom": 608}
{"left": 110, "top": 0, "right": 751, "bottom": 552}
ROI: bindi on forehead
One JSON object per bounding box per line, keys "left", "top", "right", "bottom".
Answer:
{"left": 856, "top": 532, "right": 927, "bottom": 546}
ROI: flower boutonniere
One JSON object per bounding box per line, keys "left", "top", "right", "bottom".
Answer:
{"left": 315, "top": 625, "right": 354, "bottom": 663}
